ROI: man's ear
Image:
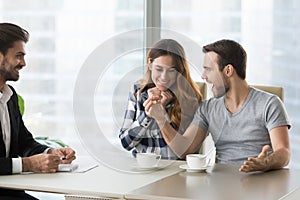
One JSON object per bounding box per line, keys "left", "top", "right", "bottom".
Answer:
{"left": 223, "top": 64, "right": 234, "bottom": 77}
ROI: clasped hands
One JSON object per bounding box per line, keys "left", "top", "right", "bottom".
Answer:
{"left": 22, "top": 147, "right": 76, "bottom": 173}
{"left": 143, "top": 87, "right": 174, "bottom": 120}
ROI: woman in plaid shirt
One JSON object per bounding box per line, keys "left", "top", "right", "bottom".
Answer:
{"left": 119, "top": 39, "right": 203, "bottom": 159}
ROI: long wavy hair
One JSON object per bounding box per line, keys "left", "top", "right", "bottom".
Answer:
{"left": 140, "top": 39, "right": 203, "bottom": 130}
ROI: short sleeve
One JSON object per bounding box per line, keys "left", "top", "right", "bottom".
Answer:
{"left": 191, "top": 102, "right": 209, "bottom": 132}
{"left": 265, "top": 96, "right": 291, "bottom": 131}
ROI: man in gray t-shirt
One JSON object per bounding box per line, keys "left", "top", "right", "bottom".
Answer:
{"left": 144, "top": 39, "right": 291, "bottom": 173}
{"left": 191, "top": 87, "right": 290, "bottom": 165}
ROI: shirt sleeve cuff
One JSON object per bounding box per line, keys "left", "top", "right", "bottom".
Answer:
{"left": 139, "top": 115, "right": 153, "bottom": 128}
{"left": 12, "top": 157, "right": 22, "bottom": 174}
{"left": 44, "top": 148, "right": 51, "bottom": 154}
{"left": 141, "top": 117, "right": 152, "bottom": 127}
{"left": 137, "top": 112, "right": 153, "bottom": 128}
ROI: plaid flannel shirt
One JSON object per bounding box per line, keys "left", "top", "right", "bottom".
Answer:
{"left": 119, "top": 82, "right": 184, "bottom": 160}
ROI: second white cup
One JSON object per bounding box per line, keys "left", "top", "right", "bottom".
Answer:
{"left": 186, "top": 154, "right": 208, "bottom": 169}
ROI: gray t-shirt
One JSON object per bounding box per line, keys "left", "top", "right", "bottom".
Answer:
{"left": 191, "top": 87, "right": 291, "bottom": 165}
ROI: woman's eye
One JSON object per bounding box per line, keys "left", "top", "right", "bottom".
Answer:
{"left": 168, "top": 69, "right": 176, "bottom": 73}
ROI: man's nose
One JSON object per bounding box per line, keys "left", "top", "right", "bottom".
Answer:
{"left": 201, "top": 73, "right": 207, "bottom": 80}
{"left": 20, "top": 57, "right": 26, "bottom": 67}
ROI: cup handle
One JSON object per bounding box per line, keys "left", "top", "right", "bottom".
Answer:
{"left": 155, "top": 155, "right": 161, "bottom": 165}
{"left": 205, "top": 158, "right": 211, "bottom": 167}
{"left": 156, "top": 155, "right": 161, "bottom": 161}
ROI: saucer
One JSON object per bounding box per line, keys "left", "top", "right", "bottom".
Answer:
{"left": 179, "top": 164, "right": 209, "bottom": 172}
{"left": 133, "top": 163, "right": 164, "bottom": 171}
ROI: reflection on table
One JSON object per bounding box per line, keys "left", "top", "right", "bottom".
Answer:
{"left": 126, "top": 164, "right": 300, "bottom": 200}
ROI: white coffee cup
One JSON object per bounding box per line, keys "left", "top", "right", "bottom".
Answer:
{"left": 136, "top": 153, "right": 161, "bottom": 168}
{"left": 186, "top": 154, "right": 208, "bottom": 169}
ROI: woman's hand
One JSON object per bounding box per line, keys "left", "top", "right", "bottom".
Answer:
{"left": 147, "top": 87, "right": 174, "bottom": 107}
{"left": 160, "top": 90, "right": 174, "bottom": 107}
{"left": 147, "top": 87, "right": 161, "bottom": 103}
{"left": 143, "top": 97, "right": 166, "bottom": 121}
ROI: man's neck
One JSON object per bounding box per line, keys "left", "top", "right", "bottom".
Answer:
{"left": 225, "top": 80, "right": 250, "bottom": 113}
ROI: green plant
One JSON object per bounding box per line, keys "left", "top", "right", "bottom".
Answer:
{"left": 17, "top": 94, "right": 25, "bottom": 116}
{"left": 35, "top": 137, "right": 68, "bottom": 148}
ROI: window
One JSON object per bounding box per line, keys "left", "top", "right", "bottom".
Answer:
{"left": 162, "top": 0, "right": 300, "bottom": 168}
{"left": 0, "top": 0, "right": 144, "bottom": 154}
{"left": 1, "top": 0, "right": 299, "bottom": 168}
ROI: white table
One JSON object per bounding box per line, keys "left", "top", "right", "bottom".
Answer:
{"left": 0, "top": 155, "right": 184, "bottom": 199}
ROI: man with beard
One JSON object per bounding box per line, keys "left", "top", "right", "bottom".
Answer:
{"left": 0, "top": 23, "right": 76, "bottom": 199}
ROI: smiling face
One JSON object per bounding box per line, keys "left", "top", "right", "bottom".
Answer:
{"left": 0, "top": 40, "right": 26, "bottom": 82}
{"left": 149, "top": 55, "right": 177, "bottom": 91}
{"left": 202, "top": 51, "right": 228, "bottom": 98}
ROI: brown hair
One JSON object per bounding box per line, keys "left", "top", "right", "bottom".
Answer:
{"left": 141, "top": 39, "right": 202, "bottom": 130}
{"left": 0, "top": 23, "right": 29, "bottom": 55}
{"left": 203, "top": 39, "right": 247, "bottom": 79}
